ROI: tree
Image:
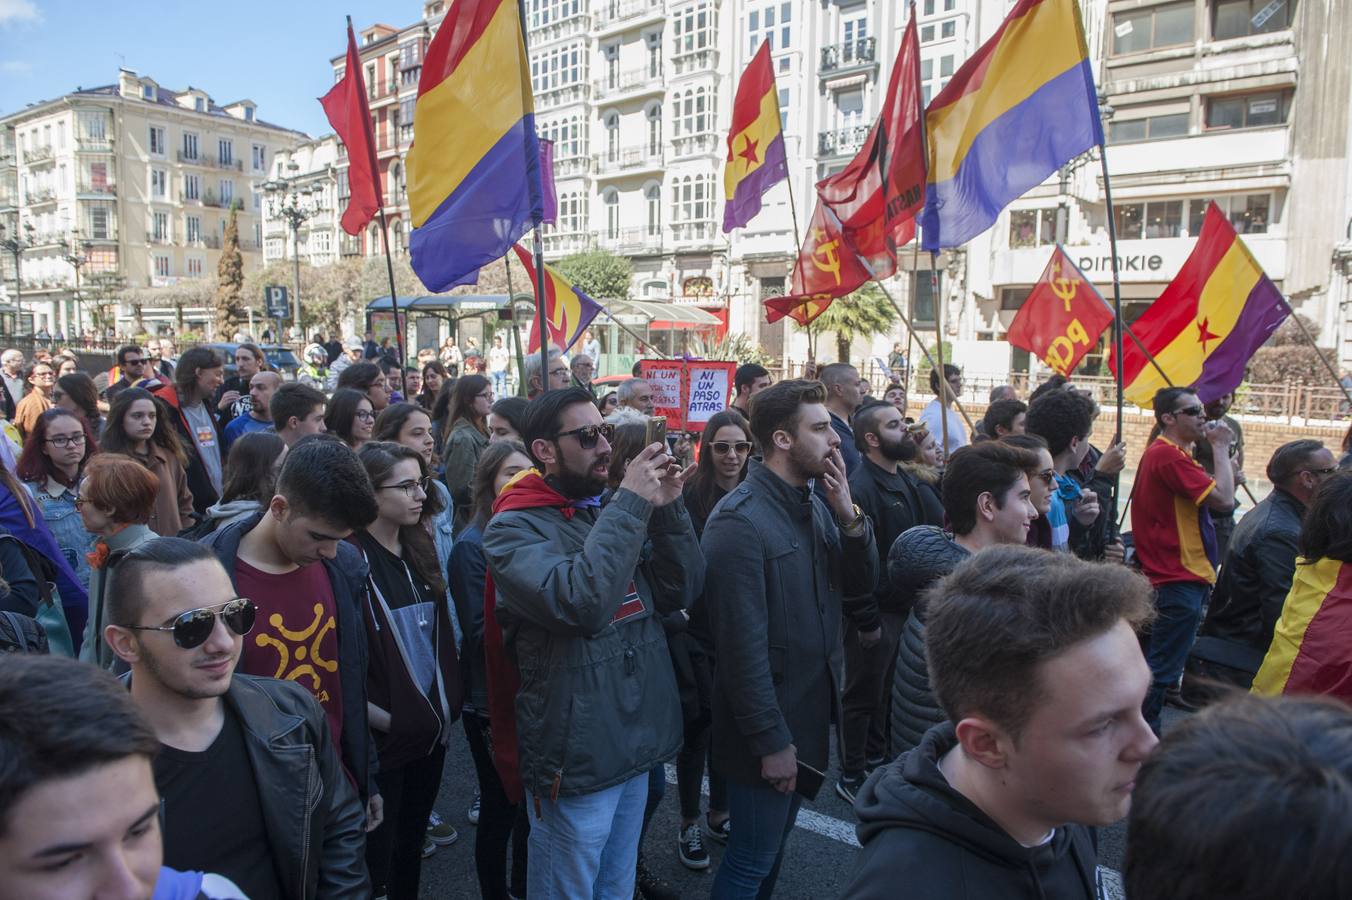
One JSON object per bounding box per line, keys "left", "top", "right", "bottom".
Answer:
{"left": 1248, "top": 314, "right": 1335, "bottom": 385}
{"left": 215, "top": 209, "right": 245, "bottom": 337}
{"left": 555, "top": 248, "right": 632, "bottom": 301}
{"left": 801, "top": 282, "right": 898, "bottom": 364}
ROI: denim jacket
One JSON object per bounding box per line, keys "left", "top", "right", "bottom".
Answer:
{"left": 24, "top": 480, "right": 94, "bottom": 594}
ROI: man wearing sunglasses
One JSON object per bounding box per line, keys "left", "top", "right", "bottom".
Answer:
{"left": 104, "top": 538, "right": 369, "bottom": 899}
{"left": 104, "top": 344, "right": 164, "bottom": 405}
{"left": 483, "top": 387, "right": 700, "bottom": 899}
{"left": 1131, "top": 387, "right": 1235, "bottom": 733}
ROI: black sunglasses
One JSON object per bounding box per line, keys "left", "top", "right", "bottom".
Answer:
{"left": 1171, "top": 405, "right": 1205, "bottom": 418}
{"left": 122, "top": 598, "right": 256, "bottom": 649}
{"left": 711, "top": 441, "right": 752, "bottom": 454}
{"left": 556, "top": 422, "right": 615, "bottom": 449}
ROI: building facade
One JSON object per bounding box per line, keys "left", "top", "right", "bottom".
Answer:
{"left": 0, "top": 68, "right": 306, "bottom": 337}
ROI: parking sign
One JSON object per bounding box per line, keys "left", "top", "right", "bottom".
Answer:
{"left": 264, "top": 285, "right": 289, "bottom": 319}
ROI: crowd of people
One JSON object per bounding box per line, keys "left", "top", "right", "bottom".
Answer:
{"left": 1, "top": 336, "right": 1351, "bottom": 900}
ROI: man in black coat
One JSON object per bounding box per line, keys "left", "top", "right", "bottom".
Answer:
{"left": 838, "top": 400, "right": 943, "bottom": 803}
{"left": 703, "top": 379, "right": 877, "bottom": 899}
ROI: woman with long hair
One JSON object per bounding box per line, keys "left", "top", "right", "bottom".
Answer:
{"left": 17, "top": 408, "right": 99, "bottom": 592}
{"left": 100, "top": 387, "right": 195, "bottom": 537}
{"left": 52, "top": 372, "right": 103, "bottom": 435}
{"left": 441, "top": 374, "right": 492, "bottom": 529}
{"left": 76, "top": 453, "right": 160, "bottom": 670}
{"left": 353, "top": 441, "right": 461, "bottom": 900}
{"left": 899, "top": 424, "right": 944, "bottom": 520}
{"left": 682, "top": 410, "right": 751, "bottom": 534}
{"left": 487, "top": 396, "right": 529, "bottom": 444}
{"left": 13, "top": 359, "right": 56, "bottom": 439}
{"left": 1002, "top": 433, "right": 1058, "bottom": 550}
{"left": 325, "top": 387, "right": 376, "bottom": 451}
{"left": 449, "top": 439, "right": 533, "bottom": 900}
{"left": 419, "top": 361, "right": 449, "bottom": 410}
{"left": 194, "top": 431, "right": 288, "bottom": 536}
{"left": 596, "top": 391, "right": 619, "bottom": 417}
{"left": 55, "top": 353, "right": 80, "bottom": 377}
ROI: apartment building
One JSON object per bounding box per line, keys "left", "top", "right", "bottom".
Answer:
{"left": 0, "top": 68, "right": 307, "bottom": 337}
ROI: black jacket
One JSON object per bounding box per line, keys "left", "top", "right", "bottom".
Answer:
{"left": 222, "top": 674, "right": 370, "bottom": 899}
{"left": 845, "top": 722, "right": 1099, "bottom": 899}
{"left": 201, "top": 513, "right": 378, "bottom": 803}
{"left": 888, "top": 526, "right": 970, "bottom": 757}
{"left": 1067, "top": 445, "right": 1116, "bottom": 560}
{"left": 847, "top": 458, "right": 944, "bottom": 630}
{"left": 1202, "top": 487, "right": 1306, "bottom": 651}
{"left": 704, "top": 460, "right": 878, "bottom": 784}
{"left": 448, "top": 523, "right": 490, "bottom": 715}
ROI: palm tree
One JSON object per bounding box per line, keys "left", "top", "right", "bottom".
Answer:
{"left": 802, "top": 282, "right": 898, "bottom": 364}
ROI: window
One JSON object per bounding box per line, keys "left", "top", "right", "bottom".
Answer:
{"left": 778, "top": 88, "right": 790, "bottom": 131}
{"left": 153, "top": 212, "right": 169, "bottom": 242}
{"left": 151, "top": 169, "right": 167, "bottom": 199}
{"left": 913, "top": 271, "right": 940, "bottom": 325}
{"left": 646, "top": 32, "right": 662, "bottom": 77}
{"left": 673, "top": 1, "right": 714, "bottom": 55}
{"left": 194, "top": 97, "right": 205, "bottom": 112}
{"left": 149, "top": 125, "right": 165, "bottom": 156}
{"left": 559, "top": 191, "right": 586, "bottom": 233}
{"left": 366, "top": 64, "right": 378, "bottom": 99}
{"left": 399, "top": 98, "right": 416, "bottom": 142}
{"left": 154, "top": 255, "right": 170, "bottom": 278}
{"left": 527, "top": 0, "right": 582, "bottom": 28}
{"left": 747, "top": 1, "right": 791, "bottom": 53}
{"left": 1205, "top": 90, "right": 1292, "bottom": 130}
{"left": 183, "top": 173, "right": 200, "bottom": 201}
{"left": 1187, "top": 194, "right": 1271, "bottom": 235}
{"left": 1008, "top": 209, "right": 1057, "bottom": 248}
{"left": 941, "top": 20, "right": 955, "bottom": 38}
{"left": 1114, "top": 200, "right": 1185, "bottom": 239}
{"left": 843, "top": 12, "right": 868, "bottom": 46}
{"left": 218, "top": 140, "right": 233, "bottom": 166}
{"left": 182, "top": 132, "right": 198, "bottom": 161}
{"left": 219, "top": 180, "right": 233, "bottom": 206}
{"left": 187, "top": 257, "right": 203, "bottom": 277}
{"left": 646, "top": 183, "right": 661, "bottom": 236}
{"left": 56, "top": 122, "right": 65, "bottom": 149}
{"left": 88, "top": 206, "right": 110, "bottom": 239}
{"left": 1112, "top": 2, "right": 1193, "bottom": 54}
{"left": 604, "top": 190, "right": 619, "bottom": 239}
{"left": 337, "top": 169, "right": 350, "bottom": 199}
{"left": 921, "top": 24, "right": 934, "bottom": 42}
{"left": 1000, "top": 287, "right": 1032, "bottom": 311}
{"left": 254, "top": 222, "right": 263, "bottom": 247}
{"left": 252, "top": 144, "right": 266, "bottom": 172}
{"left": 1213, "top": 0, "right": 1296, "bottom": 39}
{"left": 253, "top": 190, "right": 261, "bottom": 211}
{"left": 837, "top": 89, "right": 864, "bottom": 130}
{"left": 605, "top": 113, "right": 620, "bottom": 161}
{"left": 1107, "top": 112, "right": 1189, "bottom": 143}
{"left": 400, "top": 41, "right": 423, "bottom": 69}
{"left": 530, "top": 42, "right": 586, "bottom": 93}
{"left": 671, "top": 173, "right": 715, "bottom": 223}
{"left": 673, "top": 86, "right": 715, "bottom": 136}
{"left": 244, "top": 107, "right": 254, "bottom": 122}
{"left": 646, "top": 105, "right": 662, "bottom": 155}
{"left": 80, "top": 113, "right": 106, "bottom": 141}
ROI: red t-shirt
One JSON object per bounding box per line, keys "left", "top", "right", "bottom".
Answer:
{"left": 234, "top": 558, "right": 345, "bottom": 749}
{"left": 1131, "top": 437, "right": 1218, "bottom": 587}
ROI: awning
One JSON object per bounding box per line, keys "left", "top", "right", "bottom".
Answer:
{"left": 609, "top": 300, "right": 721, "bottom": 325}
{"left": 366, "top": 294, "right": 507, "bottom": 312}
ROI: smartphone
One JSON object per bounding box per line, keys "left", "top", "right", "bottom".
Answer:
{"left": 645, "top": 416, "right": 667, "bottom": 447}
{"left": 795, "top": 759, "right": 827, "bottom": 801}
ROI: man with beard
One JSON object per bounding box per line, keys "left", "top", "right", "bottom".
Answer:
{"left": 103, "top": 538, "right": 369, "bottom": 898}
{"left": 483, "top": 387, "right": 701, "bottom": 899}
{"left": 837, "top": 400, "right": 943, "bottom": 803}
{"left": 703, "top": 380, "right": 878, "bottom": 899}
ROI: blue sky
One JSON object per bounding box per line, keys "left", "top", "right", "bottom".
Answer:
{"left": 0, "top": 0, "right": 410, "bottom": 137}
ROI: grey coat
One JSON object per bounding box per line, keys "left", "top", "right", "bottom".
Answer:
{"left": 703, "top": 460, "right": 878, "bottom": 785}
{"left": 483, "top": 487, "right": 700, "bottom": 797}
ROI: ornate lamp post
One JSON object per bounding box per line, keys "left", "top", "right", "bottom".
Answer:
{"left": 262, "top": 161, "right": 319, "bottom": 342}
{"left": 0, "top": 218, "right": 35, "bottom": 326}
{"left": 62, "top": 231, "right": 94, "bottom": 338}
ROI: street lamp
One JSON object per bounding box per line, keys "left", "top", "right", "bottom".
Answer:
{"left": 63, "top": 232, "right": 94, "bottom": 338}
{"left": 263, "top": 160, "right": 319, "bottom": 343}
{"left": 0, "top": 218, "right": 35, "bottom": 329}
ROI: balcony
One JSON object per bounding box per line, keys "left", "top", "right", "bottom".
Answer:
{"left": 535, "top": 82, "right": 591, "bottom": 110}
{"left": 671, "top": 132, "right": 719, "bottom": 159}
{"left": 24, "top": 188, "right": 57, "bottom": 206}
{"left": 594, "top": 67, "right": 665, "bottom": 102}
{"left": 544, "top": 231, "right": 595, "bottom": 255}
{"left": 204, "top": 234, "right": 222, "bottom": 250}
{"left": 77, "top": 180, "right": 117, "bottom": 197}
{"left": 23, "top": 145, "right": 54, "bottom": 165}
{"left": 819, "top": 37, "right": 877, "bottom": 76}
{"left": 149, "top": 234, "right": 173, "bottom": 246}
{"left": 214, "top": 156, "right": 243, "bottom": 172}
{"left": 594, "top": 145, "right": 664, "bottom": 178}
{"left": 671, "top": 48, "right": 718, "bottom": 76}
{"left": 177, "top": 150, "right": 204, "bottom": 165}
{"left": 671, "top": 220, "right": 717, "bottom": 245}
{"left": 600, "top": 227, "right": 663, "bottom": 254}
{"left": 76, "top": 137, "right": 113, "bottom": 153}
{"left": 818, "top": 124, "right": 870, "bottom": 158}
{"left": 552, "top": 154, "right": 592, "bottom": 178}
{"left": 536, "top": 10, "right": 591, "bottom": 42}
{"left": 593, "top": 0, "right": 662, "bottom": 38}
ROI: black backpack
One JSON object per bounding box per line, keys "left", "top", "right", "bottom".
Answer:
{"left": 0, "top": 611, "right": 48, "bottom": 653}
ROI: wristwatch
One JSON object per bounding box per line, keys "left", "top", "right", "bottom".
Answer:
{"left": 838, "top": 503, "right": 865, "bottom": 533}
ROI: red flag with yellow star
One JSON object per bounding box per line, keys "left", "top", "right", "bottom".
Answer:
{"left": 723, "top": 41, "right": 788, "bottom": 232}
{"left": 765, "top": 201, "right": 872, "bottom": 325}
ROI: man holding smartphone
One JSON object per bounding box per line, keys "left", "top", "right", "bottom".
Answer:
{"left": 703, "top": 379, "right": 878, "bottom": 899}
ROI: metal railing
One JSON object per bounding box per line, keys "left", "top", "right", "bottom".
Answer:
{"left": 818, "top": 124, "right": 871, "bottom": 157}
{"left": 77, "top": 180, "right": 116, "bottom": 196}
{"left": 594, "top": 67, "right": 665, "bottom": 99}
{"left": 820, "top": 37, "right": 877, "bottom": 72}
{"left": 594, "top": 145, "right": 664, "bottom": 175}
{"left": 23, "top": 145, "right": 54, "bottom": 164}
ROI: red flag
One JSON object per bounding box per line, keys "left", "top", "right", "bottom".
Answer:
{"left": 1005, "top": 246, "right": 1113, "bottom": 376}
{"left": 319, "top": 19, "right": 383, "bottom": 235}
{"left": 766, "top": 202, "right": 872, "bottom": 324}
{"left": 815, "top": 5, "right": 926, "bottom": 277}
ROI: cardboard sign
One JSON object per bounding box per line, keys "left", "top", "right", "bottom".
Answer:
{"left": 639, "top": 359, "right": 737, "bottom": 431}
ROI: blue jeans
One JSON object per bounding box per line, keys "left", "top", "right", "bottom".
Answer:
{"left": 1142, "top": 580, "right": 1210, "bottom": 731}
{"left": 491, "top": 370, "right": 507, "bottom": 397}
{"left": 711, "top": 779, "right": 802, "bottom": 900}
{"left": 526, "top": 772, "right": 647, "bottom": 900}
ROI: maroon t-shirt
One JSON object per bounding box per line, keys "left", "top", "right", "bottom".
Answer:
{"left": 235, "top": 558, "right": 344, "bottom": 750}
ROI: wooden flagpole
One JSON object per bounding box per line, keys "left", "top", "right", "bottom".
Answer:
{"left": 930, "top": 250, "right": 950, "bottom": 457}
{"left": 872, "top": 274, "right": 974, "bottom": 430}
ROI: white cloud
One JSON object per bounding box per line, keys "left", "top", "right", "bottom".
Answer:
{"left": 0, "top": 0, "right": 41, "bottom": 27}
{"left": 0, "top": 60, "right": 32, "bottom": 75}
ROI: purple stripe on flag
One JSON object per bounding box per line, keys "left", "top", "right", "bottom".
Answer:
{"left": 539, "top": 138, "right": 558, "bottom": 227}
{"left": 722, "top": 133, "right": 787, "bottom": 233}
{"left": 1192, "top": 273, "right": 1288, "bottom": 402}
{"left": 920, "top": 59, "right": 1101, "bottom": 252}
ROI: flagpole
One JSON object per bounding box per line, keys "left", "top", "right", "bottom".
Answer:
{"left": 873, "top": 274, "right": 974, "bottom": 430}
{"left": 1276, "top": 296, "right": 1352, "bottom": 411}
{"left": 376, "top": 208, "right": 406, "bottom": 373}
{"left": 930, "top": 250, "right": 951, "bottom": 457}
{"left": 782, "top": 165, "right": 812, "bottom": 367}
{"left": 1096, "top": 146, "right": 1126, "bottom": 445}
{"left": 505, "top": 260, "right": 528, "bottom": 397}
{"left": 598, "top": 307, "right": 672, "bottom": 360}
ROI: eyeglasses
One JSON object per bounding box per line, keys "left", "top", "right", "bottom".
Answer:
{"left": 549, "top": 367, "right": 570, "bottom": 379}
{"left": 121, "top": 598, "right": 256, "bottom": 649}
{"left": 711, "top": 441, "right": 752, "bottom": 455}
{"left": 354, "top": 409, "right": 376, "bottom": 421}
{"left": 475, "top": 391, "right": 493, "bottom": 401}
{"left": 1171, "top": 405, "right": 1205, "bottom": 418}
{"left": 1034, "top": 468, "right": 1056, "bottom": 486}
{"left": 45, "top": 434, "right": 86, "bottom": 448}
{"left": 1304, "top": 466, "right": 1338, "bottom": 477}
{"left": 33, "top": 370, "right": 54, "bottom": 379}
{"left": 377, "top": 476, "right": 433, "bottom": 498}
{"left": 122, "top": 358, "right": 144, "bottom": 367}
{"left": 556, "top": 422, "right": 615, "bottom": 449}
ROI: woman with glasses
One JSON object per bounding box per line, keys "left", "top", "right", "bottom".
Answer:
{"left": 325, "top": 387, "right": 376, "bottom": 452}
{"left": 17, "top": 408, "right": 100, "bottom": 593}
{"left": 52, "top": 372, "right": 103, "bottom": 436}
{"left": 13, "top": 360, "right": 56, "bottom": 440}
{"left": 441, "top": 374, "right": 492, "bottom": 531}
{"left": 100, "top": 388, "right": 196, "bottom": 537}
{"left": 353, "top": 442, "right": 461, "bottom": 900}
{"left": 449, "top": 439, "right": 533, "bottom": 900}
{"left": 76, "top": 453, "right": 162, "bottom": 670}
{"left": 596, "top": 390, "right": 620, "bottom": 418}
{"left": 1002, "top": 433, "right": 1060, "bottom": 550}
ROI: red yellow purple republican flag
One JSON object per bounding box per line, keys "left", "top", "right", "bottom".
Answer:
{"left": 511, "top": 244, "right": 603, "bottom": 354}
{"left": 1107, "top": 203, "right": 1289, "bottom": 406}
{"left": 919, "top": 0, "right": 1103, "bottom": 251}
{"left": 1252, "top": 556, "right": 1352, "bottom": 704}
{"left": 407, "top": 0, "right": 543, "bottom": 292}
{"left": 723, "top": 41, "right": 788, "bottom": 233}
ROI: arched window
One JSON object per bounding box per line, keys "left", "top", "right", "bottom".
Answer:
{"left": 604, "top": 188, "right": 619, "bottom": 239}
{"left": 646, "top": 104, "right": 662, "bottom": 155}
{"left": 645, "top": 182, "right": 661, "bottom": 236}
{"left": 391, "top": 219, "right": 405, "bottom": 255}
{"left": 605, "top": 112, "right": 620, "bottom": 162}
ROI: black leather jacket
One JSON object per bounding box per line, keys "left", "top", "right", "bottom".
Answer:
{"left": 1202, "top": 488, "right": 1306, "bottom": 651}
{"left": 888, "top": 526, "right": 970, "bottom": 757}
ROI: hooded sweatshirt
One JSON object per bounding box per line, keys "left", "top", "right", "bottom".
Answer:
{"left": 846, "top": 723, "right": 1100, "bottom": 900}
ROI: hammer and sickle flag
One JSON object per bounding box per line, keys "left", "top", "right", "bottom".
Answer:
{"left": 1005, "top": 245, "right": 1113, "bottom": 377}
{"left": 765, "top": 201, "right": 873, "bottom": 325}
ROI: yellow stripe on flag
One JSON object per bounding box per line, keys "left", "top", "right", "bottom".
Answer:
{"left": 724, "top": 90, "right": 783, "bottom": 200}
{"left": 1253, "top": 557, "right": 1344, "bottom": 696}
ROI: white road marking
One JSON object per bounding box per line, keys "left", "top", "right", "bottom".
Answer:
{"left": 663, "top": 764, "right": 862, "bottom": 848}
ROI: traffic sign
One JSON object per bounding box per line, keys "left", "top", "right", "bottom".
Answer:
{"left": 263, "top": 285, "right": 289, "bottom": 319}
